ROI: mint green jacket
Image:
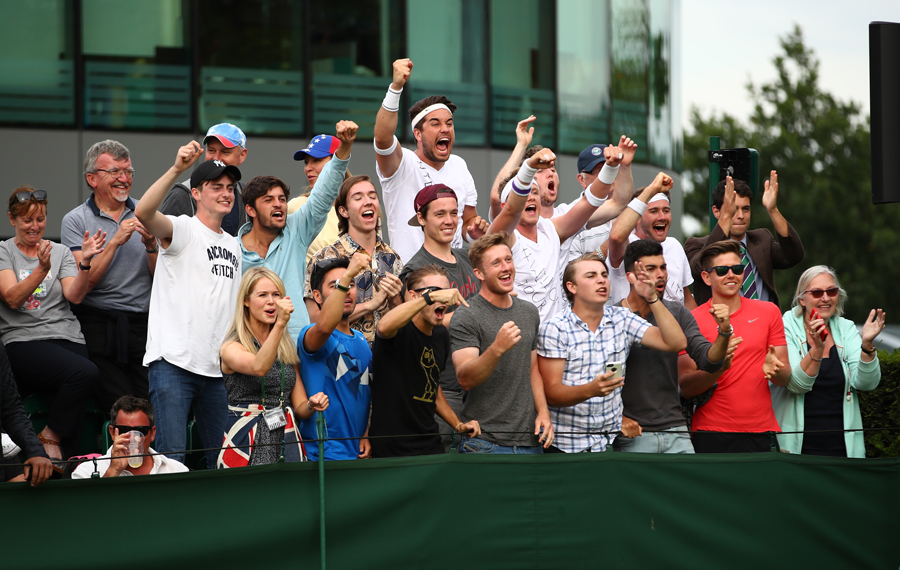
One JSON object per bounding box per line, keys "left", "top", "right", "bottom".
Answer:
{"left": 771, "top": 310, "right": 881, "bottom": 458}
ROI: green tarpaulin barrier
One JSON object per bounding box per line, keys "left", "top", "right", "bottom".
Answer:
{"left": 2, "top": 452, "right": 898, "bottom": 569}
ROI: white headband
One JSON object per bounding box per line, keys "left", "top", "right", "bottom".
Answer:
{"left": 648, "top": 194, "right": 670, "bottom": 205}
{"left": 411, "top": 104, "right": 452, "bottom": 132}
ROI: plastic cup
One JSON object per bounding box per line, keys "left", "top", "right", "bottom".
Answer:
{"left": 127, "top": 430, "right": 144, "bottom": 468}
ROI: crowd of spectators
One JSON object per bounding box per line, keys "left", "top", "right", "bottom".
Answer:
{"left": 0, "top": 58, "right": 888, "bottom": 485}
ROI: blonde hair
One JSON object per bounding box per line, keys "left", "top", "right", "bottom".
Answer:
{"left": 222, "top": 267, "right": 299, "bottom": 365}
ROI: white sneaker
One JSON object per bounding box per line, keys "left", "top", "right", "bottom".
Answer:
{"left": 2, "top": 433, "right": 21, "bottom": 458}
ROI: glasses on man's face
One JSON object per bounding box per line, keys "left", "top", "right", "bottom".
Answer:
{"left": 110, "top": 425, "right": 151, "bottom": 436}
{"left": 15, "top": 190, "right": 47, "bottom": 203}
{"left": 95, "top": 168, "right": 135, "bottom": 179}
{"left": 412, "top": 286, "right": 442, "bottom": 294}
{"left": 803, "top": 287, "right": 839, "bottom": 299}
{"left": 707, "top": 264, "right": 746, "bottom": 277}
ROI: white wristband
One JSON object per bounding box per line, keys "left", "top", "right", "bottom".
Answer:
{"left": 584, "top": 189, "right": 606, "bottom": 208}
{"left": 382, "top": 84, "right": 402, "bottom": 112}
{"left": 374, "top": 135, "right": 399, "bottom": 156}
{"left": 627, "top": 198, "right": 647, "bottom": 216}
{"left": 516, "top": 160, "right": 538, "bottom": 190}
{"left": 598, "top": 163, "right": 619, "bottom": 185}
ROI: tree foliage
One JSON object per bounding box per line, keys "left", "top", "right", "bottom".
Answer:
{"left": 683, "top": 25, "right": 900, "bottom": 322}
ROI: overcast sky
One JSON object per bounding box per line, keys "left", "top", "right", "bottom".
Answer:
{"left": 681, "top": 0, "right": 900, "bottom": 125}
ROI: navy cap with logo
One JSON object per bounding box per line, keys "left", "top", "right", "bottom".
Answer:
{"left": 576, "top": 144, "right": 608, "bottom": 174}
{"left": 190, "top": 159, "right": 242, "bottom": 190}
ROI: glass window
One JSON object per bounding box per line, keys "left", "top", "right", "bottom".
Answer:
{"left": 198, "top": 0, "right": 305, "bottom": 136}
{"left": 648, "top": 0, "right": 674, "bottom": 169}
{"left": 0, "top": 1, "right": 75, "bottom": 127}
{"left": 407, "top": 0, "right": 487, "bottom": 146}
{"left": 611, "top": 0, "right": 650, "bottom": 163}
{"left": 310, "top": 0, "right": 404, "bottom": 139}
{"left": 490, "top": 0, "right": 555, "bottom": 149}
{"left": 82, "top": 0, "right": 191, "bottom": 130}
{"left": 556, "top": 0, "right": 611, "bottom": 155}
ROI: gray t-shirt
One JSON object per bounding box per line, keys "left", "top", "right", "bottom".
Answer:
{"left": 450, "top": 294, "right": 540, "bottom": 447}
{"left": 620, "top": 299, "right": 721, "bottom": 430}
{"left": 0, "top": 239, "right": 83, "bottom": 344}
{"left": 60, "top": 195, "right": 153, "bottom": 312}
{"left": 399, "top": 245, "right": 481, "bottom": 394}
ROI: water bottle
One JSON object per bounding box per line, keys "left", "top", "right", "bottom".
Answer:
{"left": 127, "top": 430, "right": 144, "bottom": 468}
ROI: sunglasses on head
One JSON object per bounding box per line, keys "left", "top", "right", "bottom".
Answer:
{"left": 803, "top": 287, "right": 839, "bottom": 299}
{"left": 15, "top": 190, "right": 47, "bottom": 203}
{"left": 110, "top": 425, "right": 151, "bottom": 436}
{"left": 707, "top": 264, "right": 745, "bottom": 277}
{"left": 412, "top": 286, "right": 442, "bottom": 294}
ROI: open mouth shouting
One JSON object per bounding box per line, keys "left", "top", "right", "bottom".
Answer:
{"left": 651, "top": 221, "right": 669, "bottom": 239}
{"left": 361, "top": 209, "right": 376, "bottom": 223}
{"left": 271, "top": 209, "right": 285, "bottom": 222}
{"left": 435, "top": 137, "right": 451, "bottom": 156}
{"left": 433, "top": 305, "right": 447, "bottom": 320}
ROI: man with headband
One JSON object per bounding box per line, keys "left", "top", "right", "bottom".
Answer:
{"left": 374, "top": 58, "right": 481, "bottom": 263}
{"left": 605, "top": 179, "right": 698, "bottom": 308}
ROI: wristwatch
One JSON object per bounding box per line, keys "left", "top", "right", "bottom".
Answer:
{"left": 78, "top": 261, "right": 91, "bottom": 271}
{"left": 423, "top": 291, "right": 435, "bottom": 305}
{"left": 334, "top": 281, "right": 351, "bottom": 293}
{"left": 718, "top": 326, "right": 734, "bottom": 337}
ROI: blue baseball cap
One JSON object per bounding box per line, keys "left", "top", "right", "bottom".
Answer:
{"left": 294, "top": 135, "right": 341, "bottom": 160}
{"left": 203, "top": 123, "right": 247, "bottom": 149}
{"left": 577, "top": 144, "right": 608, "bottom": 174}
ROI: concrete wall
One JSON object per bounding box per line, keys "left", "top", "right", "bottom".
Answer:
{"left": 1, "top": 127, "right": 682, "bottom": 243}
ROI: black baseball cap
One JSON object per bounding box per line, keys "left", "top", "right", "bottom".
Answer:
{"left": 576, "top": 144, "right": 608, "bottom": 174}
{"left": 190, "top": 159, "right": 242, "bottom": 190}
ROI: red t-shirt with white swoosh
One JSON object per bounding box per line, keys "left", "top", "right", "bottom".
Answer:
{"left": 690, "top": 298, "right": 786, "bottom": 433}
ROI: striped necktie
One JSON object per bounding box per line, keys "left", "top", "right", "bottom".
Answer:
{"left": 739, "top": 243, "right": 759, "bottom": 300}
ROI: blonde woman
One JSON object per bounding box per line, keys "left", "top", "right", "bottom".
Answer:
{"left": 217, "top": 267, "right": 328, "bottom": 467}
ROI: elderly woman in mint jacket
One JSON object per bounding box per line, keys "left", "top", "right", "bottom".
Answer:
{"left": 771, "top": 266, "right": 885, "bottom": 457}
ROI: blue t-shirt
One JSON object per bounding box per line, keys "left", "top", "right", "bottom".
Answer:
{"left": 298, "top": 324, "right": 372, "bottom": 460}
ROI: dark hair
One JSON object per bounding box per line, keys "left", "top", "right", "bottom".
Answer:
{"left": 406, "top": 264, "right": 450, "bottom": 292}
{"left": 310, "top": 257, "right": 350, "bottom": 294}
{"left": 109, "top": 395, "right": 155, "bottom": 427}
{"left": 522, "top": 145, "right": 544, "bottom": 161}
{"left": 623, "top": 239, "right": 664, "bottom": 274}
{"left": 408, "top": 96, "right": 457, "bottom": 132}
{"left": 468, "top": 232, "right": 512, "bottom": 272}
{"left": 711, "top": 179, "right": 753, "bottom": 209}
{"left": 242, "top": 175, "right": 290, "bottom": 212}
{"left": 335, "top": 174, "right": 374, "bottom": 235}
{"left": 698, "top": 240, "right": 742, "bottom": 271}
{"left": 562, "top": 253, "right": 605, "bottom": 304}
{"left": 8, "top": 185, "right": 47, "bottom": 218}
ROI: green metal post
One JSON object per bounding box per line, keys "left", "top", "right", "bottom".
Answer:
{"left": 316, "top": 412, "right": 326, "bottom": 570}
{"left": 708, "top": 136, "right": 720, "bottom": 230}
{"left": 749, "top": 148, "right": 761, "bottom": 200}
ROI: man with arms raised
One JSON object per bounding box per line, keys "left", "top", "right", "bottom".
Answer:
{"left": 239, "top": 121, "right": 358, "bottom": 341}
{"left": 136, "top": 143, "right": 242, "bottom": 468}
{"left": 685, "top": 173, "right": 804, "bottom": 306}
{"left": 299, "top": 254, "right": 373, "bottom": 461}
{"left": 369, "top": 265, "right": 479, "bottom": 457}
{"left": 160, "top": 123, "right": 248, "bottom": 236}
{"left": 489, "top": 141, "right": 632, "bottom": 322}
{"left": 537, "top": 247, "right": 686, "bottom": 453}
{"left": 613, "top": 239, "right": 738, "bottom": 454}
{"left": 678, "top": 240, "right": 791, "bottom": 453}
{"left": 374, "top": 58, "right": 481, "bottom": 262}
{"left": 450, "top": 233, "right": 553, "bottom": 454}
{"left": 62, "top": 140, "right": 157, "bottom": 411}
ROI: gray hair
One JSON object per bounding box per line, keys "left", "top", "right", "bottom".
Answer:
{"left": 84, "top": 139, "right": 130, "bottom": 178}
{"left": 791, "top": 265, "right": 847, "bottom": 318}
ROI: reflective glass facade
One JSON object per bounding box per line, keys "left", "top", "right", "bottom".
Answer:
{"left": 0, "top": 0, "right": 680, "bottom": 168}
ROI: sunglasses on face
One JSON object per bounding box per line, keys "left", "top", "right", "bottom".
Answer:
{"left": 412, "top": 286, "right": 442, "bottom": 294}
{"left": 110, "top": 425, "right": 151, "bottom": 436}
{"left": 707, "top": 264, "right": 746, "bottom": 277}
{"left": 803, "top": 287, "right": 839, "bottom": 299}
{"left": 15, "top": 190, "right": 47, "bottom": 203}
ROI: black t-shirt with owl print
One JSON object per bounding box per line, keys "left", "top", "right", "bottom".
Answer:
{"left": 369, "top": 321, "right": 449, "bottom": 458}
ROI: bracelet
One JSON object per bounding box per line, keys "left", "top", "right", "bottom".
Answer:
{"left": 335, "top": 281, "right": 351, "bottom": 293}
{"left": 145, "top": 243, "right": 159, "bottom": 254}
{"left": 861, "top": 345, "right": 875, "bottom": 356}
{"left": 307, "top": 400, "right": 314, "bottom": 412}
{"left": 717, "top": 326, "right": 733, "bottom": 337}
{"left": 455, "top": 422, "right": 464, "bottom": 432}
{"left": 627, "top": 198, "right": 647, "bottom": 216}
{"left": 647, "top": 296, "right": 659, "bottom": 304}
{"left": 809, "top": 354, "right": 823, "bottom": 362}
{"left": 78, "top": 261, "right": 91, "bottom": 271}
{"left": 598, "top": 163, "right": 620, "bottom": 185}
{"left": 583, "top": 188, "right": 605, "bottom": 207}
{"left": 382, "top": 84, "right": 402, "bottom": 112}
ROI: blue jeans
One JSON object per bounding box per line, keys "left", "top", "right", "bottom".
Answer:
{"left": 614, "top": 425, "right": 695, "bottom": 454}
{"left": 149, "top": 359, "right": 227, "bottom": 467}
{"left": 458, "top": 437, "right": 543, "bottom": 455}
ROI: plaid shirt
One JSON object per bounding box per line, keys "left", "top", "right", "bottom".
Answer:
{"left": 538, "top": 305, "right": 650, "bottom": 453}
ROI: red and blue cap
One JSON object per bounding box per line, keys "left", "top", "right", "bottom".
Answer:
{"left": 203, "top": 123, "right": 247, "bottom": 149}
{"left": 294, "top": 135, "right": 341, "bottom": 160}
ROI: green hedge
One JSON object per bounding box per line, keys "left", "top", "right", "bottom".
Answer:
{"left": 860, "top": 349, "right": 900, "bottom": 457}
